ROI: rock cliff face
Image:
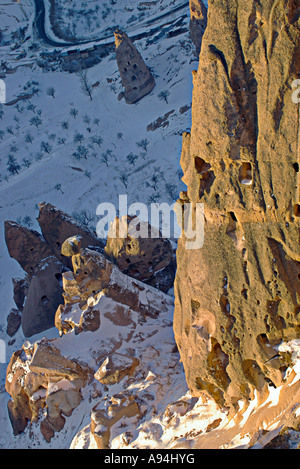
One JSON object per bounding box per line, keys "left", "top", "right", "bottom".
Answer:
{"left": 114, "top": 29, "right": 155, "bottom": 104}
{"left": 174, "top": 0, "right": 300, "bottom": 407}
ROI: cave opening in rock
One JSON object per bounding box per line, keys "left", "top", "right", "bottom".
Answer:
{"left": 239, "top": 162, "right": 252, "bottom": 185}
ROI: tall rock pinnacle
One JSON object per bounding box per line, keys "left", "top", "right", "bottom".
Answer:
{"left": 174, "top": 0, "right": 300, "bottom": 408}
{"left": 114, "top": 29, "right": 155, "bottom": 104}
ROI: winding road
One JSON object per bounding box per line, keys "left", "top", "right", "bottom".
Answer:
{"left": 33, "top": 0, "right": 190, "bottom": 49}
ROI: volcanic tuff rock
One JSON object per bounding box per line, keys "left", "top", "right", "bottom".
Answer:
{"left": 94, "top": 353, "right": 139, "bottom": 385}
{"left": 6, "top": 308, "right": 21, "bottom": 337}
{"left": 114, "top": 29, "right": 155, "bottom": 104}
{"left": 21, "top": 256, "right": 66, "bottom": 337}
{"left": 174, "top": 0, "right": 300, "bottom": 408}
{"left": 189, "top": 0, "right": 207, "bottom": 57}
{"left": 4, "top": 220, "right": 53, "bottom": 276}
{"left": 37, "top": 202, "right": 105, "bottom": 265}
{"left": 5, "top": 339, "right": 93, "bottom": 438}
{"left": 55, "top": 238, "right": 172, "bottom": 336}
{"left": 5, "top": 235, "right": 176, "bottom": 444}
{"left": 91, "top": 393, "right": 140, "bottom": 449}
{"left": 4, "top": 204, "right": 176, "bottom": 337}
{"left": 4, "top": 204, "right": 105, "bottom": 336}
{"left": 105, "top": 216, "right": 176, "bottom": 293}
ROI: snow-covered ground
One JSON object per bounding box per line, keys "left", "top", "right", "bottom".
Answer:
{"left": 43, "top": 0, "right": 189, "bottom": 43}
{"left": 0, "top": 0, "right": 194, "bottom": 322}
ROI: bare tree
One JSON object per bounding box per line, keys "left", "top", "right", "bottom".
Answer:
{"left": 158, "top": 90, "right": 170, "bottom": 104}
{"left": 78, "top": 69, "right": 93, "bottom": 101}
{"left": 47, "top": 87, "right": 55, "bottom": 98}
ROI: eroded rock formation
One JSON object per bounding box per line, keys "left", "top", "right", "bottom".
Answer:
{"left": 4, "top": 204, "right": 104, "bottom": 337}
{"left": 37, "top": 202, "right": 105, "bottom": 265}
{"left": 5, "top": 339, "right": 93, "bottom": 439}
{"left": 4, "top": 220, "right": 53, "bottom": 276}
{"left": 174, "top": 0, "right": 300, "bottom": 407}
{"left": 189, "top": 0, "right": 207, "bottom": 57}
{"left": 55, "top": 237, "right": 172, "bottom": 336}
{"left": 21, "top": 256, "right": 66, "bottom": 337}
{"left": 5, "top": 205, "right": 174, "bottom": 337}
{"left": 5, "top": 236, "right": 175, "bottom": 443}
{"left": 105, "top": 216, "right": 176, "bottom": 293}
{"left": 114, "top": 29, "right": 155, "bottom": 104}
{"left": 91, "top": 393, "right": 140, "bottom": 449}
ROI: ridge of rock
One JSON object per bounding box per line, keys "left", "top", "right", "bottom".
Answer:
{"left": 174, "top": 0, "right": 300, "bottom": 408}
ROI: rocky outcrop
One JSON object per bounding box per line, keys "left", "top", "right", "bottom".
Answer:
{"left": 37, "top": 202, "right": 105, "bottom": 265}
{"left": 4, "top": 221, "right": 53, "bottom": 276}
{"left": 174, "top": 0, "right": 300, "bottom": 408}
{"left": 91, "top": 393, "right": 140, "bottom": 449}
{"left": 4, "top": 204, "right": 105, "bottom": 336}
{"left": 21, "top": 256, "right": 66, "bottom": 337}
{"left": 189, "top": 0, "right": 207, "bottom": 57}
{"left": 147, "top": 110, "right": 175, "bottom": 131}
{"left": 5, "top": 234, "right": 176, "bottom": 444}
{"left": 4, "top": 204, "right": 176, "bottom": 337}
{"left": 94, "top": 353, "right": 139, "bottom": 385}
{"left": 55, "top": 237, "right": 173, "bottom": 336}
{"left": 5, "top": 339, "right": 93, "bottom": 439}
{"left": 105, "top": 216, "right": 176, "bottom": 293}
{"left": 114, "top": 29, "right": 155, "bottom": 104}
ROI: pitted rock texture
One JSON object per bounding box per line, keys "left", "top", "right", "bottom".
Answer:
{"left": 37, "top": 202, "right": 105, "bottom": 265}
{"left": 174, "top": 0, "right": 300, "bottom": 407}
{"left": 114, "top": 29, "right": 155, "bottom": 104}
{"left": 105, "top": 216, "right": 176, "bottom": 293}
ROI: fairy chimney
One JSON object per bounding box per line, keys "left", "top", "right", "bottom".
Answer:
{"left": 114, "top": 29, "right": 155, "bottom": 104}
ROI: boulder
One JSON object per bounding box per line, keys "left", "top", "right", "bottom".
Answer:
{"left": 105, "top": 216, "right": 176, "bottom": 293}
{"left": 21, "top": 256, "right": 66, "bottom": 337}
{"left": 91, "top": 393, "right": 140, "bottom": 449}
{"left": 4, "top": 220, "right": 53, "bottom": 276}
{"left": 94, "top": 353, "right": 139, "bottom": 385}
{"left": 114, "top": 29, "right": 155, "bottom": 104}
{"left": 61, "top": 235, "right": 82, "bottom": 257}
{"left": 6, "top": 308, "right": 21, "bottom": 337}
{"left": 5, "top": 339, "right": 92, "bottom": 438}
{"left": 36, "top": 202, "right": 104, "bottom": 266}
